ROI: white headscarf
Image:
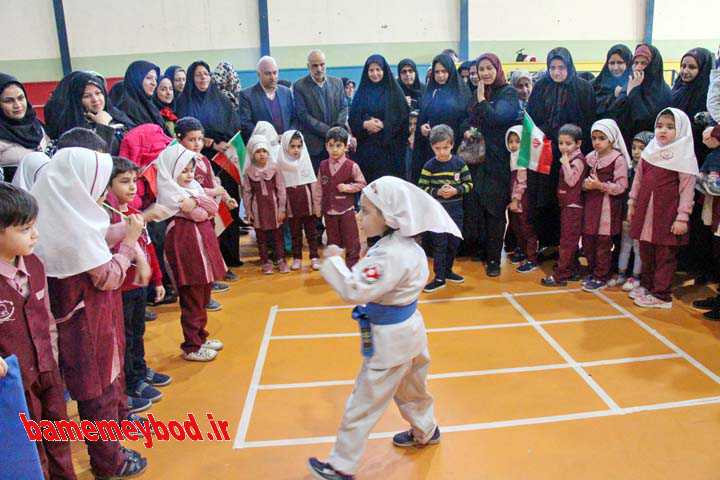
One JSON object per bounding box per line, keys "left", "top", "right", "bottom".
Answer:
{"left": 362, "top": 176, "right": 462, "bottom": 239}
{"left": 641, "top": 107, "right": 699, "bottom": 175}
{"left": 244, "top": 121, "right": 280, "bottom": 166}
{"left": 31, "top": 147, "right": 113, "bottom": 278}
{"left": 276, "top": 130, "right": 316, "bottom": 187}
{"left": 12, "top": 152, "right": 50, "bottom": 191}
{"left": 591, "top": 118, "right": 631, "bottom": 169}
{"left": 505, "top": 125, "right": 523, "bottom": 171}
{"left": 155, "top": 143, "right": 201, "bottom": 221}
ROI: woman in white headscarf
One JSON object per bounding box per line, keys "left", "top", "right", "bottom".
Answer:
{"left": 308, "top": 175, "right": 460, "bottom": 479}
{"left": 628, "top": 107, "right": 697, "bottom": 309}
{"left": 581, "top": 118, "right": 630, "bottom": 292}
{"left": 11, "top": 151, "right": 50, "bottom": 191}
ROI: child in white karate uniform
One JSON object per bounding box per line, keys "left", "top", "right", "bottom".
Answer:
{"left": 307, "top": 176, "right": 462, "bottom": 480}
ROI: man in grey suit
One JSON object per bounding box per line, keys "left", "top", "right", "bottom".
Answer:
{"left": 293, "top": 50, "right": 349, "bottom": 171}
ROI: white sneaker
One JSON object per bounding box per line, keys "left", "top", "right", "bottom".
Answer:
{"left": 310, "top": 258, "right": 321, "bottom": 270}
{"left": 291, "top": 259, "right": 302, "bottom": 270}
{"left": 622, "top": 277, "right": 640, "bottom": 292}
{"left": 607, "top": 274, "right": 627, "bottom": 287}
{"left": 634, "top": 294, "right": 672, "bottom": 309}
{"left": 183, "top": 348, "right": 217, "bottom": 362}
{"left": 202, "top": 339, "right": 224, "bottom": 351}
{"left": 629, "top": 286, "right": 648, "bottom": 300}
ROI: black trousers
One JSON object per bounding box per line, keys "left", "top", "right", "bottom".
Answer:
{"left": 477, "top": 205, "right": 507, "bottom": 264}
{"left": 122, "top": 288, "right": 147, "bottom": 393}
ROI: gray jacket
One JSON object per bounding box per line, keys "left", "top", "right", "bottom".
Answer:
{"left": 292, "top": 75, "right": 348, "bottom": 156}
{"left": 708, "top": 68, "right": 720, "bottom": 123}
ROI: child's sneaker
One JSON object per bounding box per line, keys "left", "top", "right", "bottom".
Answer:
{"left": 206, "top": 298, "right": 222, "bottom": 311}
{"left": 622, "top": 276, "right": 640, "bottom": 291}
{"left": 278, "top": 260, "right": 291, "bottom": 274}
{"left": 582, "top": 278, "right": 606, "bottom": 292}
{"left": 607, "top": 273, "right": 627, "bottom": 288}
{"left": 211, "top": 281, "right": 230, "bottom": 293}
{"left": 629, "top": 286, "right": 648, "bottom": 300}
{"left": 291, "top": 259, "right": 302, "bottom": 270}
{"left": 202, "top": 339, "right": 224, "bottom": 351}
{"left": 183, "top": 347, "right": 217, "bottom": 362}
{"left": 634, "top": 294, "right": 672, "bottom": 309}
{"left": 516, "top": 260, "right": 538, "bottom": 273}
{"left": 307, "top": 458, "right": 354, "bottom": 480}
{"left": 145, "top": 368, "right": 172, "bottom": 387}
{"left": 541, "top": 275, "right": 567, "bottom": 287}
{"left": 311, "top": 258, "right": 321, "bottom": 270}
{"left": 392, "top": 426, "right": 441, "bottom": 447}
{"left": 423, "top": 278, "right": 446, "bottom": 293}
{"left": 445, "top": 272, "right": 465, "bottom": 283}
{"left": 127, "top": 396, "right": 152, "bottom": 414}
{"left": 224, "top": 270, "right": 239, "bottom": 282}
{"left": 261, "top": 262, "right": 274, "bottom": 275}
{"left": 131, "top": 381, "right": 162, "bottom": 403}
{"left": 509, "top": 250, "right": 526, "bottom": 264}
{"left": 94, "top": 449, "right": 147, "bottom": 479}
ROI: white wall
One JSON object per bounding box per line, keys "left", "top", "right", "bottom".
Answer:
{"left": 0, "top": 0, "right": 59, "bottom": 61}
{"left": 653, "top": 0, "right": 719, "bottom": 41}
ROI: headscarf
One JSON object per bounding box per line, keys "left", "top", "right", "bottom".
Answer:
{"left": 31, "top": 147, "right": 113, "bottom": 278}
{"left": 175, "top": 61, "right": 240, "bottom": 142}
{"left": 276, "top": 130, "right": 316, "bottom": 187}
{"left": 0, "top": 74, "right": 45, "bottom": 149}
{"left": 153, "top": 75, "right": 177, "bottom": 127}
{"left": 11, "top": 152, "right": 50, "bottom": 191}
{"left": 244, "top": 137, "right": 276, "bottom": 195}
{"left": 592, "top": 44, "right": 633, "bottom": 100}
{"left": 351, "top": 54, "right": 410, "bottom": 146}
{"left": 211, "top": 61, "right": 241, "bottom": 110}
{"left": 154, "top": 142, "right": 202, "bottom": 221}
{"left": 505, "top": 125, "right": 523, "bottom": 171}
{"left": 114, "top": 61, "right": 164, "bottom": 127}
{"left": 397, "top": 58, "right": 424, "bottom": 102}
{"left": 244, "top": 121, "right": 280, "bottom": 167}
{"left": 672, "top": 48, "right": 714, "bottom": 118}
{"left": 534, "top": 47, "right": 583, "bottom": 133}
{"left": 591, "top": 118, "right": 631, "bottom": 168}
{"left": 164, "top": 65, "right": 185, "bottom": 94}
{"left": 362, "top": 176, "right": 462, "bottom": 239}
{"left": 421, "top": 53, "right": 471, "bottom": 109}
{"left": 475, "top": 53, "right": 508, "bottom": 101}
{"left": 628, "top": 44, "right": 672, "bottom": 114}
{"left": 46, "top": 71, "right": 135, "bottom": 139}
{"left": 641, "top": 108, "right": 699, "bottom": 175}
{"left": 510, "top": 70, "right": 532, "bottom": 87}
{"left": 633, "top": 131, "right": 655, "bottom": 146}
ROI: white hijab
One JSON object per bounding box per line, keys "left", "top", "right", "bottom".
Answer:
{"left": 244, "top": 121, "right": 280, "bottom": 166}
{"left": 362, "top": 176, "right": 462, "bottom": 239}
{"left": 12, "top": 152, "right": 50, "bottom": 191}
{"left": 505, "top": 125, "right": 523, "bottom": 171}
{"left": 31, "top": 147, "right": 113, "bottom": 278}
{"left": 641, "top": 108, "right": 699, "bottom": 175}
{"left": 591, "top": 118, "right": 631, "bottom": 169}
{"left": 276, "top": 130, "right": 316, "bottom": 187}
{"left": 155, "top": 143, "right": 202, "bottom": 221}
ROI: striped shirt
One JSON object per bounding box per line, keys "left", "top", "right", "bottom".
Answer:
{"left": 418, "top": 155, "right": 473, "bottom": 203}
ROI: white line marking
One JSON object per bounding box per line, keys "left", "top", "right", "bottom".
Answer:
{"left": 593, "top": 291, "right": 720, "bottom": 385}
{"left": 233, "top": 305, "right": 278, "bottom": 449}
{"left": 257, "top": 354, "right": 681, "bottom": 391}
{"left": 503, "top": 292, "right": 621, "bottom": 412}
{"left": 268, "top": 314, "right": 628, "bottom": 340}
{"left": 238, "top": 395, "right": 720, "bottom": 448}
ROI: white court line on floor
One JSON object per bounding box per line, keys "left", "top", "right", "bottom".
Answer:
{"left": 256, "top": 353, "right": 681, "bottom": 391}
{"left": 275, "top": 288, "right": 583, "bottom": 312}
{"left": 268, "top": 314, "right": 628, "bottom": 340}
{"left": 238, "top": 395, "right": 720, "bottom": 448}
{"left": 593, "top": 291, "right": 720, "bottom": 385}
{"left": 503, "top": 292, "right": 621, "bottom": 412}
{"left": 234, "top": 305, "right": 278, "bottom": 449}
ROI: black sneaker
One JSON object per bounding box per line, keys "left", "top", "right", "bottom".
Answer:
{"left": 131, "top": 382, "right": 162, "bottom": 403}
{"left": 582, "top": 278, "right": 607, "bottom": 292}
{"left": 94, "top": 449, "right": 147, "bottom": 479}
{"left": 125, "top": 414, "right": 153, "bottom": 437}
{"left": 693, "top": 296, "right": 720, "bottom": 310}
{"left": 423, "top": 279, "right": 446, "bottom": 293}
{"left": 509, "top": 250, "right": 526, "bottom": 264}
{"left": 144, "top": 309, "right": 157, "bottom": 321}
{"left": 211, "top": 282, "right": 230, "bottom": 293}
{"left": 392, "top": 426, "right": 441, "bottom": 447}
{"left": 486, "top": 260, "right": 501, "bottom": 277}
{"left": 445, "top": 272, "right": 465, "bottom": 284}
{"left": 224, "top": 270, "right": 239, "bottom": 283}
{"left": 516, "top": 260, "right": 538, "bottom": 273}
{"left": 703, "top": 308, "right": 720, "bottom": 321}
{"left": 307, "top": 458, "right": 354, "bottom": 479}
{"left": 206, "top": 298, "right": 222, "bottom": 311}
{"left": 541, "top": 275, "right": 567, "bottom": 287}
{"left": 145, "top": 368, "right": 172, "bottom": 387}
{"left": 127, "top": 396, "right": 152, "bottom": 414}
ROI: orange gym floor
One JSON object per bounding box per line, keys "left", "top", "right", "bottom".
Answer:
{"left": 68, "top": 251, "right": 720, "bottom": 479}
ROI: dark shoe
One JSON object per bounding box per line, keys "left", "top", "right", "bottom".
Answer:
{"left": 582, "top": 278, "right": 607, "bottom": 292}
{"left": 445, "top": 272, "right": 465, "bottom": 284}
{"left": 509, "top": 250, "right": 526, "bottom": 264}
{"left": 145, "top": 368, "right": 172, "bottom": 387}
{"left": 127, "top": 396, "right": 152, "bottom": 414}
{"left": 392, "top": 426, "right": 441, "bottom": 447}
{"left": 703, "top": 308, "right": 720, "bottom": 321}
{"left": 541, "top": 275, "right": 567, "bottom": 287}
{"left": 206, "top": 298, "right": 222, "bottom": 311}
{"left": 693, "top": 296, "right": 720, "bottom": 310}
{"left": 516, "top": 260, "right": 538, "bottom": 273}
{"left": 423, "top": 279, "right": 446, "bottom": 293}
{"left": 307, "top": 458, "right": 354, "bottom": 479}
{"left": 94, "top": 449, "right": 147, "bottom": 479}
{"left": 224, "top": 270, "right": 239, "bottom": 282}
{"left": 125, "top": 414, "right": 153, "bottom": 437}
{"left": 486, "top": 260, "right": 501, "bottom": 277}
{"left": 144, "top": 309, "right": 157, "bottom": 322}
{"left": 211, "top": 281, "right": 230, "bottom": 293}
{"left": 131, "top": 381, "right": 162, "bottom": 402}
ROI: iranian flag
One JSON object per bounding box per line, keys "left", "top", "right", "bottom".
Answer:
{"left": 517, "top": 113, "right": 553, "bottom": 175}
{"left": 211, "top": 131, "right": 246, "bottom": 183}
{"left": 214, "top": 202, "right": 234, "bottom": 236}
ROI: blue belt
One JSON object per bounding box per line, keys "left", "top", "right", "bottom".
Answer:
{"left": 351, "top": 301, "right": 418, "bottom": 357}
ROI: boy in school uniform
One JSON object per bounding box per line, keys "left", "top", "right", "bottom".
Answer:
{"left": 0, "top": 182, "right": 76, "bottom": 479}
{"left": 314, "top": 127, "right": 367, "bottom": 267}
